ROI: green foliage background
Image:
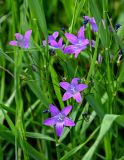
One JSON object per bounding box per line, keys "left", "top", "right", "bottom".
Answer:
{"left": 1, "top": 0, "right": 124, "bottom": 160}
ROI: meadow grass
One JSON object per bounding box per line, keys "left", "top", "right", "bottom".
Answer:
{"left": 1, "top": 0, "right": 124, "bottom": 159}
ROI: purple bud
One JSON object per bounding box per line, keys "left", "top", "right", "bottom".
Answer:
{"left": 98, "top": 54, "right": 102, "bottom": 64}
{"left": 49, "top": 49, "right": 55, "bottom": 56}
{"left": 115, "top": 23, "right": 121, "bottom": 31}
{"left": 61, "top": 27, "right": 65, "bottom": 32}
{"left": 43, "top": 109, "right": 50, "bottom": 114}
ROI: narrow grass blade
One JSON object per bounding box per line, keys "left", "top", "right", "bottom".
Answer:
{"left": 28, "top": 0, "right": 47, "bottom": 39}
{"left": 85, "top": 94, "right": 104, "bottom": 118}
{"left": 82, "top": 114, "right": 119, "bottom": 160}
{"left": 49, "top": 61, "right": 64, "bottom": 108}
{"left": 0, "top": 49, "right": 15, "bottom": 64}
{"left": 26, "top": 132, "right": 55, "bottom": 141}
{"left": 60, "top": 126, "right": 99, "bottom": 160}
{"left": 88, "top": 0, "right": 106, "bottom": 47}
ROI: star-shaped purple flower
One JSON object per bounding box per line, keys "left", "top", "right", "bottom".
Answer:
{"left": 9, "top": 30, "right": 32, "bottom": 48}
{"left": 64, "top": 26, "right": 89, "bottom": 58}
{"left": 84, "top": 16, "right": 98, "bottom": 32}
{"left": 43, "top": 31, "right": 64, "bottom": 51}
{"left": 44, "top": 104, "right": 75, "bottom": 137}
{"left": 60, "top": 78, "right": 88, "bottom": 103}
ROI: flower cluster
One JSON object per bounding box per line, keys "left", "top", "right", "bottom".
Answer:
{"left": 9, "top": 16, "right": 97, "bottom": 137}
{"left": 9, "top": 30, "right": 32, "bottom": 49}
{"left": 41, "top": 16, "right": 98, "bottom": 58}
{"left": 44, "top": 78, "right": 88, "bottom": 137}
{"left": 9, "top": 16, "right": 98, "bottom": 58}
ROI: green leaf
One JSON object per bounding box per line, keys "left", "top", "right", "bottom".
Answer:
{"left": 49, "top": 63, "right": 64, "bottom": 108}
{"left": 28, "top": 0, "right": 47, "bottom": 39}
{"left": 60, "top": 126, "right": 99, "bottom": 160}
{"left": 117, "top": 61, "right": 124, "bottom": 85}
{"left": 26, "top": 132, "right": 55, "bottom": 141}
{"left": 116, "top": 115, "right": 124, "bottom": 127}
{"left": 0, "top": 103, "right": 15, "bottom": 115}
{"left": 82, "top": 114, "right": 119, "bottom": 160}
{"left": 0, "top": 124, "right": 46, "bottom": 160}
{"left": 27, "top": 81, "right": 49, "bottom": 107}
{"left": 0, "top": 49, "right": 15, "bottom": 64}
{"left": 117, "top": 25, "right": 124, "bottom": 40}
{"left": 85, "top": 94, "right": 104, "bottom": 118}
{"left": 88, "top": 0, "right": 107, "bottom": 47}
{"left": 0, "top": 107, "right": 16, "bottom": 135}
{"left": 0, "top": 124, "right": 15, "bottom": 144}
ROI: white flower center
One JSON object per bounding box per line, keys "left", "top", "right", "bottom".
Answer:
{"left": 70, "top": 85, "right": 77, "bottom": 94}
{"left": 57, "top": 113, "right": 65, "bottom": 122}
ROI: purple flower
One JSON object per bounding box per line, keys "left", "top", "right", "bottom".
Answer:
{"left": 64, "top": 26, "right": 89, "bottom": 58}
{"left": 98, "top": 54, "right": 102, "bottom": 64}
{"left": 60, "top": 78, "right": 88, "bottom": 103}
{"left": 44, "top": 104, "right": 75, "bottom": 137}
{"left": 42, "top": 32, "right": 59, "bottom": 46}
{"left": 84, "top": 16, "right": 98, "bottom": 32}
{"left": 43, "top": 32, "right": 64, "bottom": 51}
{"left": 9, "top": 30, "right": 32, "bottom": 48}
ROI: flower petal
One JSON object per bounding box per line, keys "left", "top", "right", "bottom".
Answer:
{"left": 23, "top": 40, "right": 30, "bottom": 48}
{"left": 64, "top": 45, "right": 79, "bottom": 54}
{"left": 61, "top": 105, "right": 72, "bottom": 116}
{"left": 77, "top": 84, "right": 88, "bottom": 92}
{"left": 9, "top": 40, "right": 17, "bottom": 46}
{"left": 89, "top": 18, "right": 98, "bottom": 32}
{"left": 55, "top": 122, "right": 64, "bottom": 137}
{"left": 84, "top": 16, "right": 90, "bottom": 21}
{"left": 65, "top": 33, "right": 78, "bottom": 44}
{"left": 62, "top": 91, "right": 73, "bottom": 101}
{"left": 64, "top": 40, "right": 89, "bottom": 57}
{"left": 78, "top": 26, "right": 85, "bottom": 39}
{"left": 59, "top": 82, "right": 70, "bottom": 90}
{"left": 58, "top": 38, "right": 63, "bottom": 48}
{"left": 49, "top": 104, "right": 60, "bottom": 116}
{"left": 22, "top": 30, "right": 32, "bottom": 48}
{"left": 24, "top": 30, "right": 32, "bottom": 41}
{"left": 74, "top": 47, "right": 86, "bottom": 58}
{"left": 49, "top": 40, "right": 58, "bottom": 48}
{"left": 73, "top": 92, "right": 82, "bottom": 103}
{"left": 71, "top": 78, "right": 80, "bottom": 85}
{"left": 81, "top": 39, "right": 90, "bottom": 46}
{"left": 64, "top": 117, "right": 75, "bottom": 126}
{"left": 52, "top": 32, "right": 59, "bottom": 39}
{"left": 48, "top": 35, "right": 54, "bottom": 41}
{"left": 44, "top": 117, "right": 56, "bottom": 126}
{"left": 15, "top": 33, "right": 23, "bottom": 40}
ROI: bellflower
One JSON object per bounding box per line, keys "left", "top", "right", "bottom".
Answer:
{"left": 9, "top": 30, "right": 32, "bottom": 48}
{"left": 84, "top": 16, "right": 98, "bottom": 32}
{"left": 43, "top": 31, "right": 64, "bottom": 51}
{"left": 44, "top": 104, "right": 75, "bottom": 137}
{"left": 42, "top": 31, "right": 59, "bottom": 46}
{"left": 64, "top": 26, "right": 89, "bottom": 58}
{"left": 60, "top": 78, "right": 88, "bottom": 103}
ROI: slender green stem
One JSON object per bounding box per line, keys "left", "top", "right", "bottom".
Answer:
{"left": 54, "top": 130, "right": 60, "bottom": 160}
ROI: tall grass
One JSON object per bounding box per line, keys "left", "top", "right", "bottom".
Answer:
{"left": 1, "top": 0, "right": 124, "bottom": 159}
